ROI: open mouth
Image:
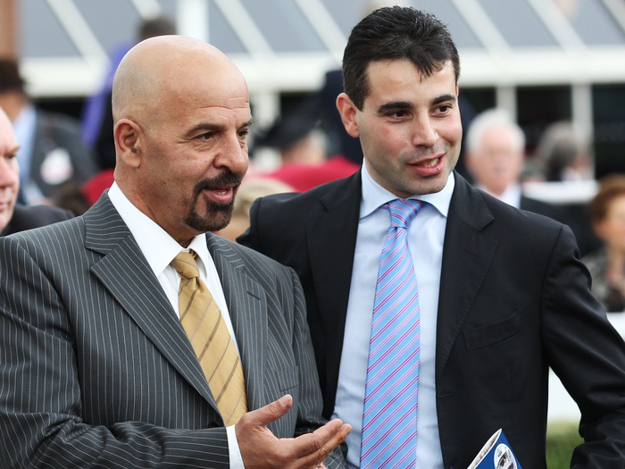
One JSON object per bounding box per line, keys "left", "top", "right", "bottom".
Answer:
{"left": 416, "top": 157, "right": 441, "bottom": 168}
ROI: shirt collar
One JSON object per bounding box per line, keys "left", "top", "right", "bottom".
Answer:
{"left": 477, "top": 182, "right": 521, "bottom": 209}
{"left": 108, "top": 182, "right": 211, "bottom": 278}
{"left": 360, "top": 161, "right": 455, "bottom": 219}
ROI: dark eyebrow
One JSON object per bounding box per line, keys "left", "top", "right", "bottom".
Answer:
{"left": 432, "top": 94, "right": 456, "bottom": 106}
{"left": 377, "top": 101, "right": 413, "bottom": 115}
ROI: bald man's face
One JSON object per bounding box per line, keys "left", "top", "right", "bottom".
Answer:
{"left": 0, "top": 112, "right": 20, "bottom": 232}
{"left": 467, "top": 125, "right": 524, "bottom": 197}
{"left": 128, "top": 54, "right": 251, "bottom": 246}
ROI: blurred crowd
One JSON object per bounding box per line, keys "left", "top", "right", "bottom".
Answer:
{"left": 2, "top": 13, "right": 625, "bottom": 312}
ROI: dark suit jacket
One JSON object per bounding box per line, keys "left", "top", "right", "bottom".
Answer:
{"left": 0, "top": 203, "right": 73, "bottom": 236}
{"left": 520, "top": 195, "right": 601, "bottom": 257}
{"left": 239, "top": 171, "right": 625, "bottom": 468}
{"left": 0, "top": 194, "right": 344, "bottom": 468}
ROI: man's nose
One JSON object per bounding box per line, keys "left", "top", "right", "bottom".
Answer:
{"left": 214, "top": 134, "right": 249, "bottom": 174}
{"left": 411, "top": 115, "right": 438, "bottom": 147}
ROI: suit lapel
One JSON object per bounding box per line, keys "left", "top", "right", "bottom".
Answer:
{"left": 306, "top": 173, "right": 361, "bottom": 380}
{"left": 207, "top": 234, "right": 267, "bottom": 412}
{"left": 436, "top": 175, "right": 498, "bottom": 376}
{"left": 84, "top": 195, "right": 218, "bottom": 411}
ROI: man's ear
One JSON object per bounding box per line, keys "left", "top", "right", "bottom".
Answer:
{"left": 114, "top": 119, "right": 142, "bottom": 168}
{"left": 336, "top": 92, "right": 360, "bottom": 138}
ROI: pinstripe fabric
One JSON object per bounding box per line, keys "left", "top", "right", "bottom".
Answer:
{"left": 0, "top": 194, "right": 344, "bottom": 468}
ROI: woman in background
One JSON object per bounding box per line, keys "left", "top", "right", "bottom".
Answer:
{"left": 584, "top": 174, "right": 625, "bottom": 312}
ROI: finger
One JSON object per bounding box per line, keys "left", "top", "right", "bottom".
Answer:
{"left": 292, "top": 419, "right": 351, "bottom": 463}
{"left": 245, "top": 394, "right": 293, "bottom": 427}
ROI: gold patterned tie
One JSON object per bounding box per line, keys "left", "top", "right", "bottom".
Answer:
{"left": 171, "top": 250, "right": 247, "bottom": 426}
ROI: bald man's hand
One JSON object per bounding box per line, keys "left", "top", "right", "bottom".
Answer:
{"left": 236, "top": 394, "right": 351, "bottom": 469}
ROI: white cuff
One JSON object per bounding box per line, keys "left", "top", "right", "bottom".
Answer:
{"left": 226, "top": 424, "right": 245, "bottom": 468}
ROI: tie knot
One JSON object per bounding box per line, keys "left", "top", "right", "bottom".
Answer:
{"left": 387, "top": 199, "right": 423, "bottom": 229}
{"left": 171, "top": 251, "right": 199, "bottom": 279}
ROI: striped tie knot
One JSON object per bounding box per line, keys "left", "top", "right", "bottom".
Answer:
{"left": 388, "top": 199, "right": 423, "bottom": 229}
{"left": 171, "top": 251, "right": 199, "bottom": 279}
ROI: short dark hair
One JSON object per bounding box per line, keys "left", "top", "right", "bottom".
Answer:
{"left": 0, "top": 58, "right": 26, "bottom": 94}
{"left": 342, "top": 6, "right": 460, "bottom": 110}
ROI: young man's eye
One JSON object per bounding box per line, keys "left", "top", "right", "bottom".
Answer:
{"left": 389, "top": 110, "right": 408, "bottom": 118}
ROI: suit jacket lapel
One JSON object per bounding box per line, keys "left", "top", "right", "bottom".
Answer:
{"left": 83, "top": 195, "right": 218, "bottom": 411}
{"left": 436, "top": 175, "right": 498, "bottom": 376}
{"left": 207, "top": 234, "right": 267, "bottom": 412}
{"left": 306, "top": 173, "right": 361, "bottom": 382}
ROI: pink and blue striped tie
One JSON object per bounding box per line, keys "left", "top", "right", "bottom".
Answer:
{"left": 361, "top": 198, "right": 424, "bottom": 469}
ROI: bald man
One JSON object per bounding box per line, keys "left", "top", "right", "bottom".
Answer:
{"left": 0, "top": 107, "right": 72, "bottom": 236}
{"left": 0, "top": 36, "right": 349, "bottom": 468}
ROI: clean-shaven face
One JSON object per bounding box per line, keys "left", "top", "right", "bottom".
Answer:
{"left": 341, "top": 59, "right": 462, "bottom": 197}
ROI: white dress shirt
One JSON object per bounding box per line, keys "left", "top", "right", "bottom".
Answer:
{"left": 108, "top": 182, "right": 244, "bottom": 468}
{"left": 332, "top": 164, "right": 454, "bottom": 469}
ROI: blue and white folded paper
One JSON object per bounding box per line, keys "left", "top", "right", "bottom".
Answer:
{"left": 466, "top": 429, "right": 522, "bottom": 469}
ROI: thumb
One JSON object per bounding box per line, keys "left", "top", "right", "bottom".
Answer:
{"left": 247, "top": 394, "right": 293, "bottom": 427}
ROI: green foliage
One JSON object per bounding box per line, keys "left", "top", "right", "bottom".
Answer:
{"left": 546, "top": 421, "right": 583, "bottom": 469}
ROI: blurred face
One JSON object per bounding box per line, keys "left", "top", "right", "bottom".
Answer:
{"left": 337, "top": 59, "right": 462, "bottom": 197}
{"left": 0, "top": 111, "right": 20, "bottom": 232}
{"left": 123, "top": 56, "right": 251, "bottom": 247}
{"left": 467, "top": 125, "right": 524, "bottom": 196}
{"left": 595, "top": 195, "right": 625, "bottom": 253}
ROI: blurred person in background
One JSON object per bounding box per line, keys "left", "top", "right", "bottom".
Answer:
{"left": 254, "top": 112, "right": 359, "bottom": 192}
{"left": 0, "top": 58, "right": 97, "bottom": 206}
{"left": 465, "top": 108, "right": 563, "bottom": 218}
{"left": 0, "top": 107, "right": 73, "bottom": 236}
{"left": 466, "top": 108, "right": 599, "bottom": 256}
{"left": 584, "top": 174, "right": 625, "bottom": 312}
{"left": 217, "top": 177, "right": 293, "bottom": 242}
{"left": 82, "top": 14, "right": 177, "bottom": 171}
{"left": 536, "top": 120, "right": 593, "bottom": 182}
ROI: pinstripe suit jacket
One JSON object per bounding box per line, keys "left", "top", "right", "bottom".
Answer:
{"left": 0, "top": 194, "right": 345, "bottom": 468}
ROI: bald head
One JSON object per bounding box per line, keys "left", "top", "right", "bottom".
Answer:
{"left": 111, "top": 35, "right": 251, "bottom": 246}
{"left": 112, "top": 35, "right": 247, "bottom": 129}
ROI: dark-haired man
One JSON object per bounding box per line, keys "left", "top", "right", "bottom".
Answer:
{"left": 0, "top": 107, "right": 73, "bottom": 236}
{"left": 239, "top": 6, "right": 625, "bottom": 468}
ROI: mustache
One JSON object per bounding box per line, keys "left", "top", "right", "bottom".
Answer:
{"left": 193, "top": 170, "right": 243, "bottom": 196}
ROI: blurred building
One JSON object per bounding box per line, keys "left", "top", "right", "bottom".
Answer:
{"left": 2, "top": 0, "right": 625, "bottom": 179}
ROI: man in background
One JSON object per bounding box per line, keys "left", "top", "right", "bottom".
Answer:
{"left": 465, "top": 108, "right": 599, "bottom": 256}
{"left": 0, "top": 107, "right": 73, "bottom": 236}
{"left": 0, "top": 58, "right": 97, "bottom": 206}
{"left": 0, "top": 35, "right": 349, "bottom": 468}
{"left": 465, "top": 108, "right": 563, "bottom": 218}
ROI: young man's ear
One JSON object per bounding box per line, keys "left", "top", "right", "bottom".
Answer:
{"left": 114, "top": 119, "right": 142, "bottom": 168}
{"left": 336, "top": 92, "right": 360, "bottom": 138}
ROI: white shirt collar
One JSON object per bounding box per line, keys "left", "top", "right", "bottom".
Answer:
{"left": 478, "top": 182, "right": 521, "bottom": 209}
{"left": 108, "top": 182, "right": 211, "bottom": 278}
{"left": 360, "top": 161, "right": 455, "bottom": 219}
